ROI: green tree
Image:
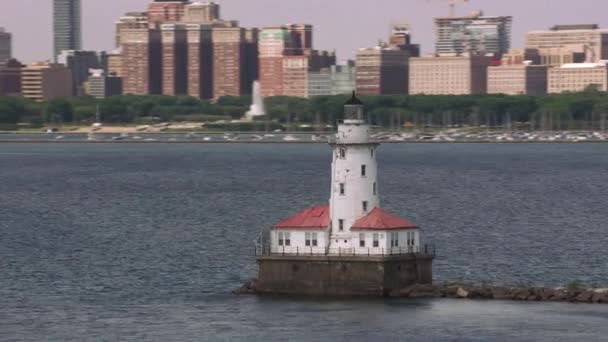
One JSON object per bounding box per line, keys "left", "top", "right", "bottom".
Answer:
{"left": 0, "top": 97, "right": 25, "bottom": 124}
{"left": 44, "top": 98, "right": 74, "bottom": 123}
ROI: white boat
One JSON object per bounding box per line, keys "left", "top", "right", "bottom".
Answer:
{"left": 283, "top": 135, "right": 300, "bottom": 141}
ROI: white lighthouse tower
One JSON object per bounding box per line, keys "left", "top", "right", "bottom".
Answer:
{"left": 268, "top": 92, "right": 422, "bottom": 256}
{"left": 256, "top": 93, "right": 433, "bottom": 295}
{"left": 329, "top": 93, "right": 380, "bottom": 250}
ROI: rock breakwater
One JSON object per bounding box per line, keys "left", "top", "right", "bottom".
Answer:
{"left": 235, "top": 279, "right": 608, "bottom": 304}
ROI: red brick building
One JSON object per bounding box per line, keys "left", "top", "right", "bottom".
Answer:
{"left": 161, "top": 23, "right": 188, "bottom": 95}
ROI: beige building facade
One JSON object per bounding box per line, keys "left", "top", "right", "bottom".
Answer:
{"left": 548, "top": 63, "right": 608, "bottom": 93}
{"left": 526, "top": 25, "right": 608, "bottom": 65}
{"left": 21, "top": 62, "right": 72, "bottom": 101}
{"left": 409, "top": 55, "right": 492, "bottom": 95}
{"left": 487, "top": 64, "right": 548, "bottom": 95}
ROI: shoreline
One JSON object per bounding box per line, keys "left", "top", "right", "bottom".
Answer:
{"left": 1, "top": 140, "right": 607, "bottom": 144}
{"left": 235, "top": 280, "right": 608, "bottom": 304}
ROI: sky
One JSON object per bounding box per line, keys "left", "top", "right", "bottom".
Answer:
{"left": 1, "top": 0, "right": 608, "bottom": 63}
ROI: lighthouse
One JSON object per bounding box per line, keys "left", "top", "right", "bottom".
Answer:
{"left": 255, "top": 93, "right": 434, "bottom": 296}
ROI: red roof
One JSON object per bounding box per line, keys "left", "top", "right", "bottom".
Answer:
{"left": 273, "top": 206, "right": 330, "bottom": 230}
{"left": 351, "top": 208, "right": 418, "bottom": 231}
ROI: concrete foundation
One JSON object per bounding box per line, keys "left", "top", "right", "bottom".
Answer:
{"left": 255, "top": 254, "right": 433, "bottom": 296}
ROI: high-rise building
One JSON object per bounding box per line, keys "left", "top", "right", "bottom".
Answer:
{"left": 161, "top": 24, "right": 188, "bottom": 95}
{"left": 487, "top": 63, "right": 548, "bottom": 95}
{"left": 409, "top": 55, "right": 492, "bottom": 95}
{"left": 53, "top": 0, "right": 81, "bottom": 61}
{"left": 307, "top": 63, "right": 357, "bottom": 98}
{"left": 187, "top": 24, "right": 213, "bottom": 99}
{"left": 212, "top": 27, "right": 258, "bottom": 98}
{"left": 435, "top": 11, "right": 512, "bottom": 57}
{"left": 0, "top": 58, "right": 23, "bottom": 96}
{"left": 115, "top": 12, "right": 149, "bottom": 47}
{"left": 184, "top": 2, "right": 220, "bottom": 23}
{"left": 258, "top": 25, "right": 334, "bottom": 98}
{"left": 258, "top": 27, "right": 294, "bottom": 97}
{"left": 21, "top": 62, "right": 72, "bottom": 101}
{"left": 548, "top": 62, "right": 608, "bottom": 93}
{"left": 121, "top": 27, "right": 162, "bottom": 95}
{"left": 115, "top": 1, "right": 257, "bottom": 99}
{"left": 331, "top": 63, "right": 356, "bottom": 95}
{"left": 286, "top": 24, "right": 313, "bottom": 55}
{"left": 355, "top": 45, "right": 409, "bottom": 95}
{"left": 105, "top": 52, "right": 124, "bottom": 77}
{"left": 58, "top": 50, "right": 101, "bottom": 96}
{"left": 0, "top": 28, "right": 11, "bottom": 67}
{"left": 389, "top": 24, "right": 420, "bottom": 57}
{"left": 308, "top": 68, "right": 332, "bottom": 97}
{"left": 525, "top": 25, "right": 608, "bottom": 65}
{"left": 85, "top": 69, "right": 123, "bottom": 99}
{"left": 283, "top": 55, "right": 309, "bottom": 97}
{"left": 148, "top": 0, "right": 190, "bottom": 25}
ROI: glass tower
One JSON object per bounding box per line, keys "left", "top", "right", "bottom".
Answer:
{"left": 53, "top": 0, "right": 81, "bottom": 61}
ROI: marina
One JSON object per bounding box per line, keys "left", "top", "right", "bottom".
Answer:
{"left": 1, "top": 130, "right": 607, "bottom": 143}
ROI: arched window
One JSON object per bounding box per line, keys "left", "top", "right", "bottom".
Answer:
{"left": 340, "top": 147, "right": 346, "bottom": 159}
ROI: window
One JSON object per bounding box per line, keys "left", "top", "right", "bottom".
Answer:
{"left": 373, "top": 233, "right": 379, "bottom": 247}
{"left": 312, "top": 233, "right": 318, "bottom": 247}
{"left": 340, "top": 147, "right": 346, "bottom": 159}
{"left": 359, "top": 233, "right": 366, "bottom": 247}
{"left": 305, "top": 232, "right": 311, "bottom": 246}
{"left": 278, "top": 232, "right": 284, "bottom": 246}
{"left": 362, "top": 201, "right": 368, "bottom": 212}
{"left": 338, "top": 219, "right": 344, "bottom": 231}
{"left": 339, "top": 183, "right": 345, "bottom": 195}
{"left": 407, "top": 232, "right": 416, "bottom": 247}
{"left": 391, "top": 232, "right": 399, "bottom": 247}
{"left": 371, "top": 149, "right": 374, "bottom": 158}
{"left": 361, "top": 165, "right": 366, "bottom": 177}
{"left": 373, "top": 182, "right": 377, "bottom": 195}
{"left": 285, "top": 232, "right": 291, "bottom": 246}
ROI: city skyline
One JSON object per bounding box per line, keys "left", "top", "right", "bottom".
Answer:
{"left": 1, "top": 0, "right": 608, "bottom": 63}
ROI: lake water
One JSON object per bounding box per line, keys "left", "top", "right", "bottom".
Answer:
{"left": 1, "top": 143, "right": 608, "bottom": 341}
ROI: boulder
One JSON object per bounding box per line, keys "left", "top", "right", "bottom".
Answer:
{"left": 574, "top": 291, "right": 594, "bottom": 303}
{"left": 591, "top": 292, "right": 603, "bottom": 303}
{"left": 233, "top": 279, "right": 258, "bottom": 295}
{"left": 468, "top": 287, "right": 493, "bottom": 299}
{"left": 512, "top": 288, "right": 532, "bottom": 301}
{"left": 389, "top": 284, "right": 440, "bottom": 298}
{"left": 407, "top": 284, "right": 441, "bottom": 298}
{"left": 444, "top": 286, "right": 461, "bottom": 298}
{"left": 456, "top": 287, "right": 469, "bottom": 299}
{"left": 491, "top": 287, "right": 512, "bottom": 300}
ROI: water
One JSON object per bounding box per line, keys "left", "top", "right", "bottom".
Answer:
{"left": 1, "top": 143, "right": 607, "bottom": 341}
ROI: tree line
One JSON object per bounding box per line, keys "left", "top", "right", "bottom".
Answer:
{"left": 1, "top": 89, "right": 608, "bottom": 131}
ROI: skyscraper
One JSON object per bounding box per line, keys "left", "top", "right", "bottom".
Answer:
{"left": 0, "top": 28, "right": 11, "bottom": 67}
{"left": 355, "top": 45, "right": 409, "bottom": 95}
{"left": 53, "top": 0, "right": 82, "bottom": 61}
{"left": 212, "top": 27, "right": 258, "bottom": 98}
{"left": 57, "top": 50, "right": 101, "bottom": 96}
{"left": 434, "top": 11, "right": 512, "bottom": 57}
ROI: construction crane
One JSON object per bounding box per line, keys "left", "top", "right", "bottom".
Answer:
{"left": 427, "top": 0, "right": 470, "bottom": 17}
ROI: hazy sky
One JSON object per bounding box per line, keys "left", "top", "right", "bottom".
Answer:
{"left": 1, "top": 0, "right": 608, "bottom": 63}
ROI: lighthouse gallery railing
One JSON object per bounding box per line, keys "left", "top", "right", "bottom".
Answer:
{"left": 255, "top": 244, "right": 436, "bottom": 258}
